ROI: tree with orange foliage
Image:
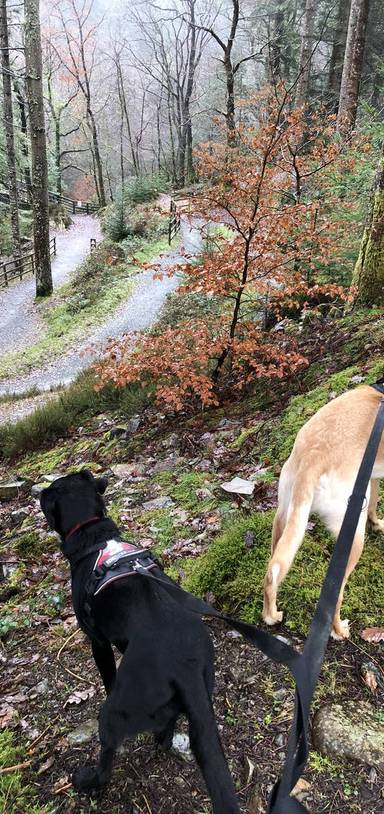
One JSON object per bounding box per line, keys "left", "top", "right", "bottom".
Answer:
{"left": 95, "top": 90, "right": 349, "bottom": 412}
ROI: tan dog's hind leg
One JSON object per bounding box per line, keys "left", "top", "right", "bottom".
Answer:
{"left": 331, "top": 531, "right": 365, "bottom": 640}
{"left": 263, "top": 499, "right": 312, "bottom": 626}
{"left": 368, "top": 479, "right": 384, "bottom": 532}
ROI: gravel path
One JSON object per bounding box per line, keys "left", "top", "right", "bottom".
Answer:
{"left": 0, "top": 217, "right": 203, "bottom": 404}
{"left": 0, "top": 216, "right": 102, "bottom": 355}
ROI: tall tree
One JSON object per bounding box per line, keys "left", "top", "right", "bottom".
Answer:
{"left": 352, "top": 144, "right": 384, "bottom": 305}
{"left": 13, "top": 78, "right": 32, "bottom": 200}
{"left": 25, "top": 0, "right": 52, "bottom": 296}
{"left": 336, "top": 0, "right": 370, "bottom": 135}
{"left": 54, "top": 0, "right": 106, "bottom": 206}
{"left": 327, "top": 0, "right": 351, "bottom": 112}
{"left": 196, "top": 0, "right": 261, "bottom": 145}
{"left": 294, "top": 0, "right": 316, "bottom": 106}
{"left": 0, "top": 0, "right": 21, "bottom": 259}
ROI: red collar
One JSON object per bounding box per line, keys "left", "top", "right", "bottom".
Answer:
{"left": 65, "top": 516, "right": 102, "bottom": 542}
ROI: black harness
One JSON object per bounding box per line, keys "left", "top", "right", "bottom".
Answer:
{"left": 75, "top": 380, "right": 384, "bottom": 814}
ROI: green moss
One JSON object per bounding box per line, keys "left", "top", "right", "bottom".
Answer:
{"left": 0, "top": 730, "right": 44, "bottom": 813}
{"left": 185, "top": 509, "right": 384, "bottom": 636}
{"left": 13, "top": 529, "right": 57, "bottom": 557}
{"left": 168, "top": 472, "right": 216, "bottom": 511}
{"left": 230, "top": 424, "right": 262, "bottom": 450}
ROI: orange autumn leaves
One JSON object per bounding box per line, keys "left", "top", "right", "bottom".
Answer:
{"left": 94, "top": 91, "right": 350, "bottom": 412}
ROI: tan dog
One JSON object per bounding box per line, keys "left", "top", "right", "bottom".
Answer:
{"left": 262, "top": 385, "right": 384, "bottom": 640}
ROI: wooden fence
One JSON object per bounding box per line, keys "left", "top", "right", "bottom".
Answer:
{"left": 168, "top": 199, "right": 181, "bottom": 244}
{"left": 0, "top": 236, "right": 56, "bottom": 289}
{"left": 0, "top": 177, "right": 99, "bottom": 215}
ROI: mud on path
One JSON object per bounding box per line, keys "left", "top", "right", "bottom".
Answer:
{"left": 0, "top": 216, "right": 203, "bottom": 418}
{"left": 0, "top": 216, "right": 102, "bottom": 357}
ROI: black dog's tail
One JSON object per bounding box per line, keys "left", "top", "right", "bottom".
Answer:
{"left": 179, "top": 674, "right": 240, "bottom": 814}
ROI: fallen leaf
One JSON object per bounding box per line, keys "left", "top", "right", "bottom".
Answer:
{"left": 291, "top": 778, "right": 311, "bottom": 799}
{"left": 64, "top": 687, "right": 95, "bottom": 707}
{"left": 221, "top": 477, "right": 255, "bottom": 496}
{"left": 0, "top": 704, "right": 19, "bottom": 729}
{"left": 361, "top": 627, "right": 384, "bottom": 643}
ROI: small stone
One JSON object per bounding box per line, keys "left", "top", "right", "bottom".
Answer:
{"left": 67, "top": 718, "right": 98, "bottom": 746}
{"left": 313, "top": 701, "right": 384, "bottom": 768}
{"left": 126, "top": 417, "right": 141, "bottom": 433}
{"left": 109, "top": 426, "right": 127, "bottom": 439}
{"left": 31, "top": 483, "right": 49, "bottom": 496}
{"left": 0, "top": 481, "right": 28, "bottom": 500}
{"left": 171, "top": 733, "right": 193, "bottom": 762}
{"left": 200, "top": 432, "right": 215, "bottom": 447}
{"left": 165, "top": 433, "right": 179, "bottom": 448}
{"left": 151, "top": 455, "right": 183, "bottom": 474}
{"left": 11, "top": 508, "right": 29, "bottom": 523}
{"left": 226, "top": 630, "right": 242, "bottom": 639}
{"left": 350, "top": 375, "right": 365, "bottom": 384}
{"left": 196, "top": 458, "right": 211, "bottom": 472}
{"left": 142, "top": 496, "right": 175, "bottom": 511}
{"left": 42, "top": 473, "right": 62, "bottom": 482}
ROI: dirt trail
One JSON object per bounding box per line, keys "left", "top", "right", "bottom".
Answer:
{"left": 0, "top": 215, "right": 102, "bottom": 356}
{"left": 0, "top": 216, "right": 203, "bottom": 411}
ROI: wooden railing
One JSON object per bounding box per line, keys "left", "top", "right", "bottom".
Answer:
{"left": 168, "top": 199, "right": 181, "bottom": 244}
{"left": 0, "top": 236, "right": 56, "bottom": 289}
{"left": 0, "top": 177, "right": 99, "bottom": 215}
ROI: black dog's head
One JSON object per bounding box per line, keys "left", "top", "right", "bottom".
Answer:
{"left": 40, "top": 469, "right": 108, "bottom": 540}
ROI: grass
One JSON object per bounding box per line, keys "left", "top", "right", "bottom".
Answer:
{"left": 0, "top": 368, "right": 149, "bottom": 460}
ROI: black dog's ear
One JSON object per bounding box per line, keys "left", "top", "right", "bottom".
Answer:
{"left": 80, "top": 469, "right": 94, "bottom": 482}
{"left": 40, "top": 488, "right": 57, "bottom": 530}
{"left": 95, "top": 477, "right": 108, "bottom": 495}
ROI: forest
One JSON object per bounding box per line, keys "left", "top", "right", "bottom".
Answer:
{"left": 0, "top": 0, "right": 384, "bottom": 813}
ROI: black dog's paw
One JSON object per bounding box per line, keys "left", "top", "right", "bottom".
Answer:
{"left": 72, "top": 765, "right": 103, "bottom": 794}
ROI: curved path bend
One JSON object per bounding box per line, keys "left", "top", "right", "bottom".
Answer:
{"left": 0, "top": 216, "right": 203, "bottom": 400}
{"left": 0, "top": 215, "right": 102, "bottom": 355}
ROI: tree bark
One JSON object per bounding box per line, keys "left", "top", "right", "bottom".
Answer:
{"left": 352, "top": 145, "right": 384, "bottom": 304}
{"left": 24, "top": 0, "right": 52, "bottom": 296}
{"left": 336, "top": 0, "right": 370, "bottom": 135}
{"left": 294, "top": 0, "right": 316, "bottom": 106}
{"left": 0, "top": 0, "right": 21, "bottom": 259}
{"left": 327, "top": 0, "right": 351, "bottom": 112}
{"left": 13, "top": 79, "right": 32, "bottom": 201}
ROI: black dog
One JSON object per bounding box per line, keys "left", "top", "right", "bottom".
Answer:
{"left": 40, "top": 470, "right": 239, "bottom": 813}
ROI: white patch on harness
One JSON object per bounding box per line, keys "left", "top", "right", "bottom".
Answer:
{"left": 93, "top": 539, "right": 139, "bottom": 570}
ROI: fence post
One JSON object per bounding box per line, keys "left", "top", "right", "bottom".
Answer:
{"left": 31, "top": 254, "right": 35, "bottom": 276}
{"left": 73, "top": 201, "right": 76, "bottom": 215}
{"left": 53, "top": 236, "right": 56, "bottom": 256}
{"left": 86, "top": 203, "right": 89, "bottom": 215}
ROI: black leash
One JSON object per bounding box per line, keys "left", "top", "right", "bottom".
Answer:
{"left": 128, "top": 393, "right": 384, "bottom": 813}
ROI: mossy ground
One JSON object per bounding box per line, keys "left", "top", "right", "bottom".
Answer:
{"left": 0, "top": 730, "right": 44, "bottom": 813}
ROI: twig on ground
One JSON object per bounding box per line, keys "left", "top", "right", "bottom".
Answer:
{"left": 56, "top": 626, "right": 82, "bottom": 661}
{"left": 0, "top": 760, "right": 32, "bottom": 775}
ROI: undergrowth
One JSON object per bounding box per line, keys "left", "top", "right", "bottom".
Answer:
{"left": 0, "top": 730, "right": 44, "bottom": 813}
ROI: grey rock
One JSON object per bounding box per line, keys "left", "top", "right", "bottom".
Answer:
{"left": 11, "top": 508, "right": 29, "bottom": 522}
{"left": 109, "top": 425, "right": 127, "bottom": 439}
{"left": 313, "top": 701, "right": 384, "bottom": 768}
{"left": 31, "top": 483, "right": 49, "bottom": 496}
{"left": 142, "top": 496, "right": 175, "bottom": 511}
{"left": 164, "top": 433, "right": 179, "bottom": 448}
{"left": 67, "top": 718, "right": 98, "bottom": 746}
{"left": 350, "top": 375, "right": 365, "bottom": 384}
{"left": 200, "top": 432, "right": 215, "bottom": 447}
{"left": 127, "top": 417, "right": 141, "bottom": 433}
{"left": 172, "top": 733, "right": 193, "bottom": 762}
{"left": 0, "top": 481, "right": 28, "bottom": 500}
{"left": 42, "top": 473, "right": 62, "bottom": 482}
{"left": 151, "top": 455, "right": 183, "bottom": 474}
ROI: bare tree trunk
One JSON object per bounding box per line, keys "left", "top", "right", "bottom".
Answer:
{"left": 0, "top": 0, "right": 21, "bottom": 259}
{"left": 13, "top": 79, "right": 32, "bottom": 201}
{"left": 336, "top": 0, "right": 370, "bottom": 135}
{"left": 352, "top": 144, "right": 384, "bottom": 304}
{"left": 327, "top": 0, "right": 351, "bottom": 112}
{"left": 294, "top": 0, "right": 316, "bottom": 106}
{"left": 269, "top": 0, "right": 285, "bottom": 84}
{"left": 25, "top": 0, "right": 52, "bottom": 296}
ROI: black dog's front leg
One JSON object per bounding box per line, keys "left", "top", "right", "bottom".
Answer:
{"left": 91, "top": 639, "right": 116, "bottom": 694}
